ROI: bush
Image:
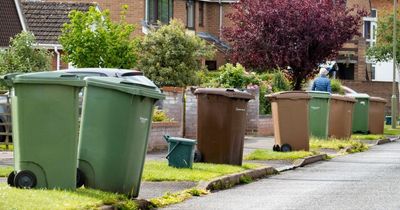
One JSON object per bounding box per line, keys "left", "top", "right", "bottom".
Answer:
{"left": 217, "top": 63, "right": 260, "bottom": 89}
{"left": 138, "top": 20, "right": 215, "bottom": 87}
{"left": 331, "top": 79, "right": 344, "bottom": 94}
{"left": 152, "top": 109, "right": 172, "bottom": 122}
{"left": 259, "top": 71, "right": 291, "bottom": 115}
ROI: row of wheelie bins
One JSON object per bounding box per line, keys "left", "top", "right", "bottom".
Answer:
{"left": 3, "top": 72, "right": 164, "bottom": 198}
{"left": 268, "top": 91, "right": 387, "bottom": 152}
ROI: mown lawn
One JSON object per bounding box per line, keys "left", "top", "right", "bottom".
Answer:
{"left": 244, "top": 150, "right": 315, "bottom": 161}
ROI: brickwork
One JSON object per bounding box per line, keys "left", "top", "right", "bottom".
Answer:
{"left": 40, "top": 0, "right": 145, "bottom": 36}
{"left": 148, "top": 122, "right": 181, "bottom": 152}
{"left": 342, "top": 80, "right": 399, "bottom": 115}
{"left": 257, "top": 115, "right": 274, "bottom": 136}
{"left": 245, "top": 87, "right": 259, "bottom": 135}
{"left": 184, "top": 88, "right": 198, "bottom": 138}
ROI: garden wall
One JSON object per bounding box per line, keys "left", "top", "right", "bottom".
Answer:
{"left": 147, "top": 121, "right": 181, "bottom": 152}
{"left": 257, "top": 115, "right": 274, "bottom": 136}
{"left": 159, "top": 86, "right": 260, "bottom": 139}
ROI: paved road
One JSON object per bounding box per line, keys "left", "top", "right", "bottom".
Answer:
{"left": 165, "top": 141, "right": 400, "bottom": 210}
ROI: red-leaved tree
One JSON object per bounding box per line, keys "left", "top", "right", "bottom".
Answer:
{"left": 223, "top": 0, "right": 366, "bottom": 89}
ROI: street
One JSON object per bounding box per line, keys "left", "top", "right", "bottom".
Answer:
{"left": 165, "top": 141, "right": 400, "bottom": 210}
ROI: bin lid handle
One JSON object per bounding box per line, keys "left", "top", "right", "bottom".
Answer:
{"left": 166, "top": 141, "right": 180, "bottom": 159}
{"left": 60, "top": 74, "right": 78, "bottom": 78}
{"left": 163, "top": 135, "right": 170, "bottom": 142}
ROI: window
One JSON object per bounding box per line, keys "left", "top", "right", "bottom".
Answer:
{"left": 146, "top": 0, "right": 173, "bottom": 25}
{"left": 187, "top": 0, "right": 195, "bottom": 29}
{"left": 199, "top": 1, "right": 204, "bottom": 27}
{"left": 363, "top": 8, "right": 377, "bottom": 48}
{"left": 371, "top": 65, "right": 376, "bottom": 80}
{"left": 205, "top": 60, "right": 217, "bottom": 70}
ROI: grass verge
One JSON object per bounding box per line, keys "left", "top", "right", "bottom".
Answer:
{"left": 142, "top": 160, "right": 260, "bottom": 182}
{"left": 0, "top": 166, "right": 13, "bottom": 177}
{"left": 149, "top": 188, "right": 208, "bottom": 208}
{"left": 351, "top": 134, "right": 385, "bottom": 141}
{"left": 244, "top": 150, "right": 315, "bottom": 161}
{"left": 384, "top": 125, "right": 400, "bottom": 136}
{"left": 0, "top": 184, "right": 137, "bottom": 210}
{"left": 310, "top": 138, "right": 369, "bottom": 153}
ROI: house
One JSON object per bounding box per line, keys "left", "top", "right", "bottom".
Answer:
{"left": 0, "top": 0, "right": 95, "bottom": 70}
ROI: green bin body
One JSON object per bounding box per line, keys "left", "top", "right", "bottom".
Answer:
{"left": 11, "top": 72, "right": 84, "bottom": 189}
{"left": 350, "top": 93, "right": 370, "bottom": 134}
{"left": 307, "top": 91, "right": 330, "bottom": 139}
{"left": 164, "top": 136, "right": 196, "bottom": 168}
{"left": 78, "top": 76, "right": 164, "bottom": 198}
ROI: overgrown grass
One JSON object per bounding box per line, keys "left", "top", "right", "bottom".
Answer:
{"left": 384, "top": 125, "right": 400, "bottom": 136}
{"left": 244, "top": 149, "right": 315, "bottom": 161}
{"left": 150, "top": 188, "right": 208, "bottom": 208}
{"left": 0, "top": 144, "right": 13, "bottom": 151}
{"left": 0, "top": 166, "right": 13, "bottom": 177}
{"left": 142, "top": 160, "right": 259, "bottom": 182}
{"left": 310, "top": 138, "right": 369, "bottom": 153}
{"left": 0, "top": 184, "right": 137, "bottom": 210}
{"left": 351, "top": 134, "right": 385, "bottom": 141}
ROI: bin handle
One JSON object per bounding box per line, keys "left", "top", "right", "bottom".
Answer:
{"left": 163, "top": 135, "right": 170, "bottom": 143}
{"left": 166, "top": 141, "right": 180, "bottom": 160}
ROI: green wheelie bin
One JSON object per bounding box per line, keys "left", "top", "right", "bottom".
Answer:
{"left": 77, "top": 76, "right": 164, "bottom": 198}
{"left": 349, "top": 93, "right": 370, "bottom": 134}
{"left": 7, "top": 72, "right": 85, "bottom": 189}
{"left": 307, "top": 91, "right": 331, "bottom": 139}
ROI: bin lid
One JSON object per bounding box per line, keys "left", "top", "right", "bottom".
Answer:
{"left": 13, "top": 72, "right": 85, "bottom": 87}
{"left": 86, "top": 76, "right": 165, "bottom": 100}
{"left": 194, "top": 88, "right": 254, "bottom": 100}
{"left": 347, "top": 93, "right": 370, "bottom": 99}
{"left": 370, "top": 97, "right": 387, "bottom": 103}
{"left": 165, "top": 136, "right": 197, "bottom": 145}
{"left": 330, "top": 94, "right": 357, "bottom": 103}
{"left": 266, "top": 91, "right": 311, "bottom": 100}
{"left": 306, "top": 91, "right": 331, "bottom": 99}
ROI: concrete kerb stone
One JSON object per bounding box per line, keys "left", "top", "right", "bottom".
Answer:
{"left": 292, "top": 154, "right": 328, "bottom": 168}
{"left": 377, "top": 136, "right": 399, "bottom": 145}
{"left": 196, "top": 166, "right": 278, "bottom": 192}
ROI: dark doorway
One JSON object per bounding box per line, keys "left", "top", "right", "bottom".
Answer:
{"left": 337, "top": 63, "right": 354, "bottom": 80}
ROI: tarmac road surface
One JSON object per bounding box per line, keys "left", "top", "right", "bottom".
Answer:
{"left": 165, "top": 141, "right": 400, "bottom": 210}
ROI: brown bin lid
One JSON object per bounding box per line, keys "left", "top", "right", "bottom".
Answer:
{"left": 330, "top": 94, "right": 357, "bottom": 103}
{"left": 369, "top": 96, "right": 387, "bottom": 103}
{"left": 194, "top": 88, "right": 254, "bottom": 100}
{"left": 266, "top": 91, "right": 311, "bottom": 100}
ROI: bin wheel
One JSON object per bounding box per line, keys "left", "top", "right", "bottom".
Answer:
{"left": 7, "top": 171, "right": 15, "bottom": 187}
{"left": 14, "top": 170, "right": 37, "bottom": 189}
{"left": 272, "top": 144, "right": 281, "bottom": 152}
{"left": 194, "top": 150, "right": 202, "bottom": 162}
{"left": 280, "top": 144, "right": 292, "bottom": 152}
{"left": 76, "top": 168, "right": 85, "bottom": 188}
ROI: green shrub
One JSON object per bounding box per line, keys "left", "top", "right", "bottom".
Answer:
{"left": 217, "top": 63, "right": 260, "bottom": 89}
{"left": 196, "top": 70, "right": 220, "bottom": 87}
{"left": 152, "top": 109, "right": 172, "bottom": 122}
{"left": 331, "top": 79, "right": 344, "bottom": 94}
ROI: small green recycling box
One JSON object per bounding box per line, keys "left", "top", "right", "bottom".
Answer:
{"left": 164, "top": 135, "right": 197, "bottom": 168}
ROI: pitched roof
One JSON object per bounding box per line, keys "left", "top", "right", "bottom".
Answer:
{"left": 21, "top": 1, "right": 95, "bottom": 45}
{"left": 0, "top": 0, "right": 24, "bottom": 47}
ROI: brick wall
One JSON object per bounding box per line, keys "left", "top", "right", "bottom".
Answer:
{"left": 184, "top": 88, "right": 198, "bottom": 138}
{"left": 159, "top": 87, "right": 185, "bottom": 127}
{"left": 41, "top": 0, "right": 145, "bottom": 36}
{"left": 257, "top": 115, "right": 274, "bottom": 136}
{"left": 342, "top": 80, "right": 399, "bottom": 115}
{"left": 148, "top": 122, "right": 181, "bottom": 152}
{"left": 245, "top": 87, "right": 259, "bottom": 135}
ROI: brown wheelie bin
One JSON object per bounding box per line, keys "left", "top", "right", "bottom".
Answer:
{"left": 267, "top": 91, "right": 311, "bottom": 152}
{"left": 195, "top": 88, "right": 254, "bottom": 166}
{"left": 369, "top": 97, "right": 387, "bottom": 134}
{"left": 328, "top": 95, "right": 356, "bottom": 139}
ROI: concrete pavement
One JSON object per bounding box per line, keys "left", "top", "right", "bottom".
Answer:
{"left": 164, "top": 141, "right": 400, "bottom": 210}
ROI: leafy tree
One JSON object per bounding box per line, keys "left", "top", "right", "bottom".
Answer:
{"left": 223, "top": 0, "right": 366, "bottom": 89}
{"left": 367, "top": 11, "right": 400, "bottom": 65}
{"left": 138, "top": 20, "right": 215, "bottom": 87}
{"left": 60, "top": 6, "right": 139, "bottom": 68}
{"left": 0, "top": 31, "right": 51, "bottom": 73}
